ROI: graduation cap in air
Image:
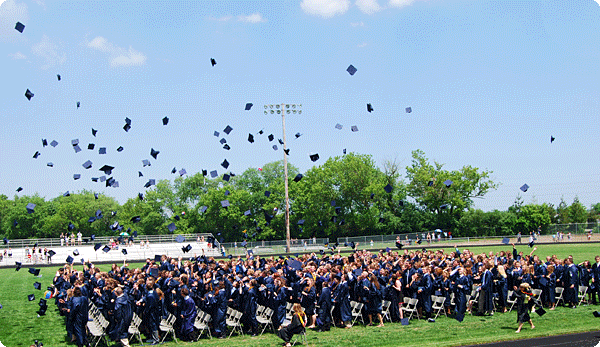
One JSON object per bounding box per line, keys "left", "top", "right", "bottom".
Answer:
{"left": 209, "top": 170, "right": 218, "bottom": 178}
{"left": 268, "top": 134, "right": 274, "bottom": 142}
{"left": 265, "top": 191, "right": 271, "bottom": 197}
{"left": 66, "top": 255, "right": 74, "bottom": 264}
{"left": 179, "top": 168, "right": 186, "bottom": 176}
{"left": 309, "top": 153, "right": 319, "bottom": 162}
{"left": 47, "top": 162, "right": 53, "bottom": 167}
{"left": 221, "top": 159, "right": 229, "bottom": 169}
{"left": 15, "top": 262, "right": 22, "bottom": 271}
{"left": 593, "top": 311, "right": 600, "bottom": 318}
{"left": 94, "top": 243, "right": 102, "bottom": 251}
{"left": 102, "top": 245, "right": 110, "bottom": 253}
{"left": 87, "top": 143, "right": 95, "bottom": 150}
{"left": 245, "top": 103, "right": 253, "bottom": 110}
{"left": 88, "top": 217, "right": 96, "bottom": 223}
{"left": 161, "top": 116, "right": 169, "bottom": 125}
{"left": 99, "top": 165, "right": 114, "bottom": 175}
{"left": 33, "top": 151, "right": 40, "bottom": 159}
{"left": 33, "top": 282, "right": 41, "bottom": 290}
{"left": 63, "top": 191, "right": 70, "bottom": 197}
{"left": 42, "top": 139, "right": 48, "bottom": 147}
{"left": 99, "top": 147, "right": 107, "bottom": 154}
{"left": 520, "top": 184, "right": 529, "bottom": 192}
{"left": 346, "top": 64, "right": 357, "bottom": 75}
{"left": 417, "top": 239, "right": 422, "bottom": 245}
{"left": 248, "top": 134, "right": 254, "bottom": 143}
{"left": 222, "top": 173, "right": 231, "bottom": 182}
{"left": 406, "top": 107, "right": 412, "bottom": 113}
{"left": 440, "top": 204, "right": 448, "bottom": 210}
{"left": 167, "top": 223, "right": 177, "bottom": 233}
{"left": 142, "top": 159, "right": 151, "bottom": 167}
{"left": 138, "top": 192, "right": 144, "bottom": 200}
{"left": 131, "top": 216, "right": 141, "bottom": 223}
{"left": 29, "top": 268, "right": 40, "bottom": 276}
{"left": 335, "top": 123, "right": 343, "bottom": 130}
{"left": 68, "top": 222, "right": 75, "bottom": 231}
{"left": 210, "top": 58, "right": 216, "bottom": 66}
{"left": 15, "top": 21, "right": 25, "bottom": 33}
{"left": 295, "top": 132, "right": 302, "bottom": 139}
{"left": 25, "top": 89, "right": 34, "bottom": 100}
{"left": 221, "top": 200, "right": 230, "bottom": 208}
{"left": 223, "top": 125, "right": 233, "bottom": 135}
{"left": 219, "top": 138, "right": 227, "bottom": 145}
{"left": 73, "top": 249, "right": 80, "bottom": 256}
{"left": 297, "top": 219, "right": 305, "bottom": 225}
{"left": 150, "top": 148, "right": 160, "bottom": 159}
{"left": 50, "top": 140, "right": 58, "bottom": 147}
{"left": 16, "top": 186, "right": 23, "bottom": 192}
{"left": 117, "top": 146, "right": 123, "bottom": 152}
{"left": 294, "top": 174, "right": 303, "bottom": 182}
{"left": 182, "top": 244, "right": 192, "bottom": 253}
{"left": 175, "top": 235, "right": 185, "bottom": 243}
{"left": 3, "top": 237, "right": 8, "bottom": 245}
{"left": 73, "top": 174, "right": 81, "bottom": 180}
{"left": 550, "top": 135, "right": 555, "bottom": 143}
{"left": 384, "top": 184, "right": 393, "bottom": 194}
{"left": 444, "top": 180, "right": 453, "bottom": 188}
{"left": 28, "top": 294, "right": 35, "bottom": 302}
{"left": 144, "top": 179, "right": 155, "bottom": 188}
{"left": 76, "top": 101, "right": 80, "bottom": 108}
{"left": 123, "top": 123, "right": 131, "bottom": 132}
{"left": 272, "top": 145, "right": 278, "bottom": 151}
{"left": 92, "top": 128, "right": 97, "bottom": 137}
{"left": 502, "top": 237, "right": 510, "bottom": 245}
{"left": 351, "top": 125, "right": 359, "bottom": 132}
{"left": 47, "top": 250, "right": 56, "bottom": 258}
{"left": 26, "top": 203, "right": 36, "bottom": 214}
{"left": 528, "top": 240, "right": 535, "bottom": 248}
{"left": 367, "top": 103, "right": 373, "bottom": 113}
{"left": 243, "top": 210, "right": 251, "bottom": 216}
{"left": 73, "top": 144, "right": 82, "bottom": 153}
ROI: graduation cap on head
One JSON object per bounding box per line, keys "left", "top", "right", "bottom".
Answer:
{"left": 66, "top": 255, "right": 74, "bottom": 264}
{"left": 102, "top": 245, "right": 110, "bottom": 253}
{"left": 346, "top": 64, "right": 357, "bottom": 75}
{"left": 99, "top": 147, "right": 107, "bottom": 154}
{"left": 245, "top": 103, "right": 253, "bottom": 110}
{"left": 26, "top": 203, "right": 36, "bottom": 214}
{"left": 294, "top": 174, "right": 303, "bottom": 182}
{"left": 210, "top": 58, "right": 216, "bottom": 66}
{"left": 520, "top": 184, "right": 529, "bottom": 192}
{"left": 28, "top": 294, "right": 35, "bottom": 301}
{"left": 15, "top": 21, "right": 25, "bottom": 33}
{"left": 223, "top": 125, "right": 233, "bottom": 135}
{"left": 444, "top": 180, "right": 453, "bottom": 187}
{"left": 150, "top": 148, "right": 160, "bottom": 159}
{"left": 33, "top": 282, "right": 41, "bottom": 290}
{"left": 502, "top": 237, "right": 510, "bottom": 245}
{"left": 268, "top": 134, "right": 274, "bottom": 142}
{"left": 367, "top": 103, "right": 373, "bottom": 113}
{"left": 25, "top": 89, "right": 34, "bottom": 100}
{"left": 351, "top": 125, "right": 359, "bottom": 132}
{"left": 142, "top": 159, "right": 151, "bottom": 167}
{"left": 221, "top": 159, "right": 229, "bottom": 169}
{"left": 99, "top": 165, "right": 114, "bottom": 175}
{"left": 167, "top": 223, "right": 177, "bottom": 233}
{"left": 29, "top": 268, "right": 40, "bottom": 276}
{"left": 221, "top": 200, "right": 230, "bottom": 208}
{"left": 406, "top": 107, "right": 412, "bottom": 113}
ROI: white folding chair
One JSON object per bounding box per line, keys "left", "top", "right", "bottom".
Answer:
{"left": 531, "top": 289, "right": 543, "bottom": 307}
{"left": 402, "top": 298, "right": 419, "bottom": 320}
{"left": 159, "top": 313, "right": 178, "bottom": 343}
{"left": 226, "top": 309, "right": 244, "bottom": 338}
{"left": 578, "top": 286, "right": 589, "bottom": 306}
{"left": 194, "top": 311, "right": 212, "bottom": 340}
{"left": 381, "top": 300, "right": 392, "bottom": 322}
{"left": 555, "top": 287, "right": 565, "bottom": 306}
{"left": 291, "top": 329, "right": 307, "bottom": 346}
{"left": 128, "top": 313, "right": 144, "bottom": 345}
{"left": 350, "top": 301, "right": 365, "bottom": 326}
{"left": 257, "top": 307, "right": 275, "bottom": 335}
{"left": 506, "top": 290, "right": 517, "bottom": 312}
{"left": 432, "top": 296, "right": 446, "bottom": 319}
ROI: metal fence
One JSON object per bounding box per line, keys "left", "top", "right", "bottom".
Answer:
{"left": 546, "top": 222, "right": 599, "bottom": 235}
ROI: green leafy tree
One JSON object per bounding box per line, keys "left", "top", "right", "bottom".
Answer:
{"left": 567, "top": 197, "right": 587, "bottom": 223}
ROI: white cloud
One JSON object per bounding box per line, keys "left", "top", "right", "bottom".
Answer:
{"left": 0, "top": 0, "right": 28, "bottom": 41}
{"left": 357, "top": 42, "right": 367, "bottom": 47}
{"left": 595, "top": 0, "right": 600, "bottom": 6}
{"left": 388, "top": 0, "right": 416, "bottom": 9}
{"left": 301, "top": 0, "right": 350, "bottom": 18}
{"left": 351, "top": 21, "right": 365, "bottom": 27}
{"left": 238, "top": 12, "right": 265, "bottom": 23}
{"left": 87, "top": 36, "right": 147, "bottom": 67}
{"left": 32, "top": 34, "right": 65, "bottom": 69}
{"left": 356, "top": 0, "right": 382, "bottom": 14}
{"left": 9, "top": 51, "right": 26, "bottom": 59}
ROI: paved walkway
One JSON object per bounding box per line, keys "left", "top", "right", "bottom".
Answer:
{"left": 466, "top": 330, "right": 600, "bottom": 347}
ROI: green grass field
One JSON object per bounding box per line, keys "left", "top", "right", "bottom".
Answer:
{"left": 1, "top": 243, "right": 598, "bottom": 347}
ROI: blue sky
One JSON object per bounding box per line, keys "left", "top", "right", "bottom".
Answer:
{"left": 1, "top": 0, "right": 599, "bottom": 212}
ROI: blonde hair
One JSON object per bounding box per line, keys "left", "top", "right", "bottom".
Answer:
{"left": 519, "top": 282, "right": 531, "bottom": 291}
{"left": 292, "top": 303, "right": 304, "bottom": 315}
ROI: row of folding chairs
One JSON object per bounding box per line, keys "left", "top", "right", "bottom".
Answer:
{"left": 193, "top": 310, "right": 212, "bottom": 340}
{"left": 226, "top": 307, "right": 244, "bottom": 338}
{"left": 87, "top": 304, "right": 110, "bottom": 347}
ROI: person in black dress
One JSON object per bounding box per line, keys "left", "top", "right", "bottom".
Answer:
{"left": 514, "top": 283, "right": 535, "bottom": 333}
{"left": 277, "top": 303, "right": 307, "bottom": 347}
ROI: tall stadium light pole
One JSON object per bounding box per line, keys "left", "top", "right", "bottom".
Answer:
{"left": 264, "top": 103, "right": 302, "bottom": 253}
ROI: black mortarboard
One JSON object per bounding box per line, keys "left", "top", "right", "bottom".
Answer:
{"left": 272, "top": 145, "right": 278, "bottom": 151}
{"left": 535, "top": 306, "right": 546, "bottom": 317}
{"left": 351, "top": 125, "right": 358, "bottom": 132}
{"left": 367, "top": 103, "right": 373, "bottom": 113}
{"left": 520, "top": 184, "right": 529, "bottom": 192}
{"left": 223, "top": 173, "right": 231, "bottom": 182}
{"left": 310, "top": 153, "right": 319, "bottom": 162}
{"left": 428, "top": 180, "right": 434, "bottom": 186}
{"left": 182, "top": 244, "right": 192, "bottom": 253}
{"left": 221, "top": 200, "right": 230, "bottom": 208}
{"left": 167, "top": 223, "right": 177, "bottom": 233}
{"left": 150, "top": 148, "right": 160, "bottom": 159}
{"left": 15, "top": 21, "right": 25, "bottom": 33}
{"left": 347, "top": 64, "right": 357, "bottom": 75}
{"left": 268, "top": 134, "right": 274, "bottom": 141}
{"left": 91, "top": 234, "right": 96, "bottom": 240}
{"left": 175, "top": 235, "right": 185, "bottom": 243}
{"left": 142, "top": 159, "right": 151, "bottom": 167}
{"left": 131, "top": 216, "right": 141, "bottom": 223}
{"left": 245, "top": 103, "right": 253, "bottom": 110}
{"left": 294, "top": 174, "right": 303, "bottom": 182}
{"left": 102, "top": 245, "right": 110, "bottom": 253}
{"left": 210, "top": 170, "right": 217, "bottom": 178}
{"left": 244, "top": 210, "right": 251, "bottom": 216}
{"left": 123, "top": 123, "right": 131, "bottom": 132}
{"left": 144, "top": 179, "right": 155, "bottom": 188}
{"left": 118, "top": 248, "right": 126, "bottom": 256}
{"left": 16, "top": 187, "right": 23, "bottom": 192}
{"left": 593, "top": 311, "right": 600, "bottom": 318}
{"left": 94, "top": 243, "right": 102, "bottom": 251}
{"left": 406, "top": 107, "right": 412, "bottom": 113}
{"left": 265, "top": 191, "right": 271, "bottom": 197}
{"left": 210, "top": 58, "right": 216, "bottom": 66}
{"left": 221, "top": 159, "right": 229, "bottom": 169}
{"left": 26, "top": 203, "right": 36, "bottom": 214}
{"left": 33, "top": 282, "right": 41, "bottom": 290}
{"left": 295, "top": 132, "right": 302, "bottom": 139}
{"left": 502, "top": 237, "right": 510, "bottom": 245}
{"left": 278, "top": 139, "right": 284, "bottom": 145}
{"left": 550, "top": 135, "right": 555, "bottom": 143}
{"left": 72, "top": 139, "right": 79, "bottom": 146}
{"left": 76, "top": 101, "right": 80, "bottom": 108}
{"left": 50, "top": 140, "right": 58, "bottom": 147}
{"left": 220, "top": 138, "right": 227, "bottom": 145}
{"left": 73, "top": 144, "right": 82, "bottom": 153}
{"left": 47, "top": 250, "right": 56, "bottom": 257}
{"left": 440, "top": 204, "right": 448, "bottom": 209}
{"left": 248, "top": 134, "right": 254, "bottom": 143}
{"left": 335, "top": 123, "right": 343, "bottom": 130}
{"left": 15, "top": 262, "right": 22, "bottom": 271}
{"left": 42, "top": 139, "right": 47, "bottom": 147}
{"left": 444, "top": 180, "right": 453, "bottom": 187}
{"left": 28, "top": 294, "right": 35, "bottom": 301}
{"left": 528, "top": 240, "right": 535, "bottom": 248}
{"left": 384, "top": 184, "right": 393, "bottom": 193}
{"left": 88, "top": 143, "right": 95, "bottom": 150}
{"left": 174, "top": 214, "right": 180, "bottom": 221}
{"left": 68, "top": 222, "right": 75, "bottom": 231}
{"left": 161, "top": 116, "right": 169, "bottom": 125}
{"left": 25, "top": 89, "right": 34, "bottom": 100}
{"left": 171, "top": 167, "right": 177, "bottom": 174}
{"left": 297, "top": 219, "right": 305, "bottom": 225}
{"left": 288, "top": 260, "right": 302, "bottom": 271}
{"left": 117, "top": 146, "right": 123, "bottom": 152}
{"left": 63, "top": 191, "right": 70, "bottom": 197}
{"left": 3, "top": 237, "right": 8, "bottom": 245}
{"left": 88, "top": 217, "right": 96, "bottom": 223}
{"left": 33, "top": 151, "right": 40, "bottom": 159}
{"left": 29, "top": 268, "right": 40, "bottom": 276}
{"left": 47, "top": 162, "right": 53, "bottom": 167}
{"left": 92, "top": 128, "right": 97, "bottom": 136}
{"left": 99, "top": 165, "right": 114, "bottom": 175}
{"left": 66, "top": 255, "right": 74, "bottom": 264}
{"left": 74, "top": 174, "right": 81, "bottom": 180}
{"left": 224, "top": 125, "right": 233, "bottom": 135}
{"left": 99, "top": 147, "right": 106, "bottom": 154}
{"left": 179, "top": 168, "right": 186, "bottom": 176}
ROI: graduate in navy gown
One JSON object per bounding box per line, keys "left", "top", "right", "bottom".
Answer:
{"left": 139, "top": 279, "right": 161, "bottom": 344}
{"left": 213, "top": 281, "right": 228, "bottom": 338}
{"left": 454, "top": 267, "right": 470, "bottom": 322}
{"left": 70, "top": 287, "right": 89, "bottom": 347}
{"left": 243, "top": 279, "right": 258, "bottom": 336}
{"left": 364, "top": 273, "right": 384, "bottom": 327}
{"left": 317, "top": 281, "right": 332, "bottom": 331}
{"left": 333, "top": 274, "right": 352, "bottom": 328}
{"left": 110, "top": 287, "right": 133, "bottom": 347}
{"left": 179, "top": 288, "right": 197, "bottom": 341}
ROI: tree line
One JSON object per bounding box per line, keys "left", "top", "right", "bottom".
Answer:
{"left": 1, "top": 150, "right": 598, "bottom": 242}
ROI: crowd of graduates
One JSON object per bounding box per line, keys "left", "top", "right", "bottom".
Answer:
{"left": 48, "top": 242, "right": 600, "bottom": 346}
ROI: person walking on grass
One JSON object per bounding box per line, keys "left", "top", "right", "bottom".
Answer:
{"left": 514, "top": 283, "right": 535, "bottom": 333}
